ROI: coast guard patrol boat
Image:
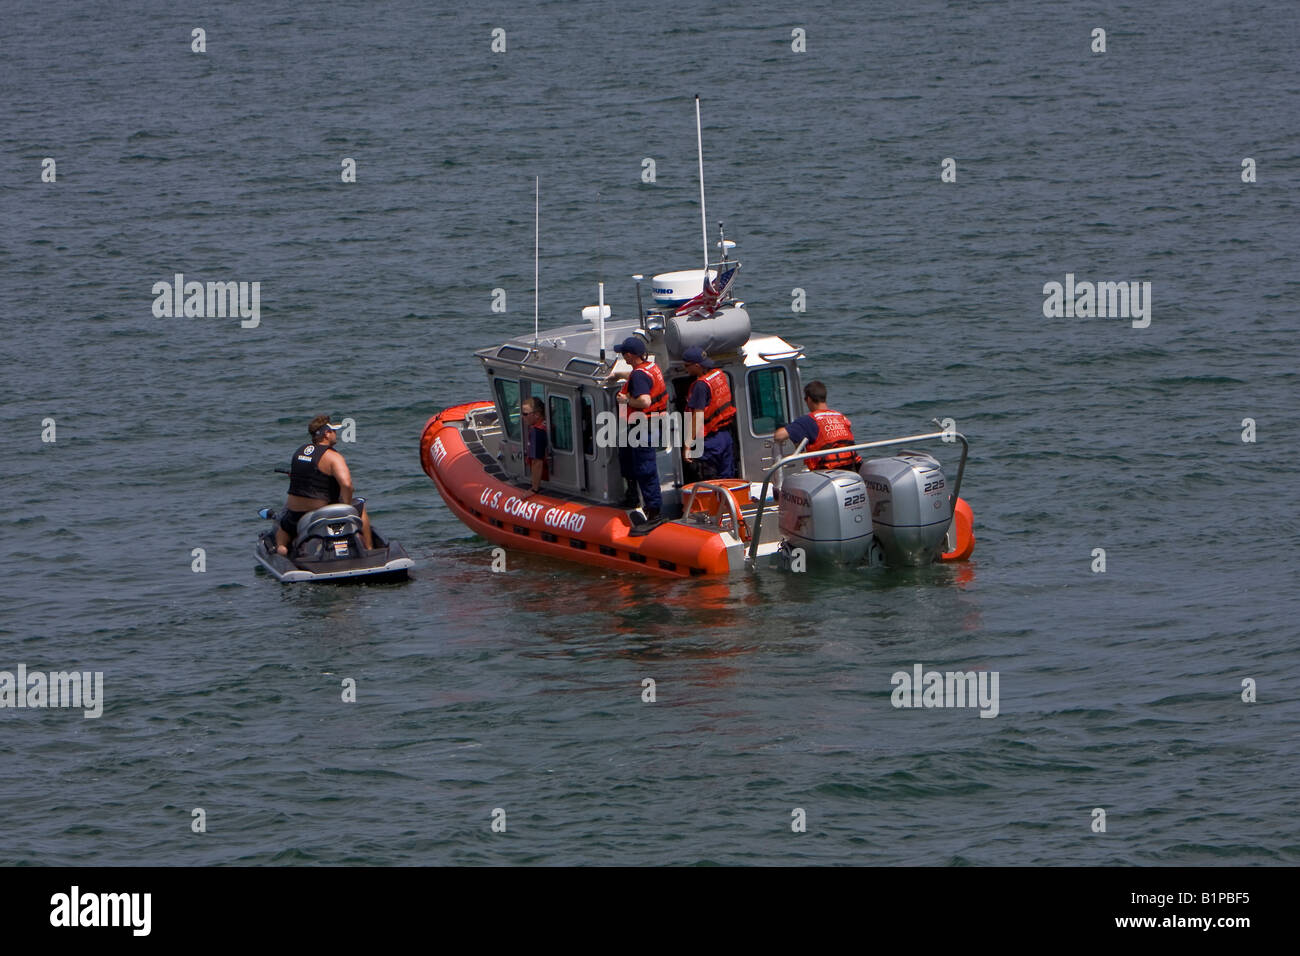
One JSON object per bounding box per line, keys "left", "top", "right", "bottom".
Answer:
{"left": 420, "top": 230, "right": 974, "bottom": 577}
{"left": 419, "top": 101, "right": 974, "bottom": 578}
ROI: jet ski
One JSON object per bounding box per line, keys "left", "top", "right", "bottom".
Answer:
{"left": 254, "top": 499, "right": 413, "bottom": 583}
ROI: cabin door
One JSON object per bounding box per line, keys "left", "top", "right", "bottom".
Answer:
{"left": 493, "top": 376, "right": 526, "bottom": 482}
{"left": 738, "top": 363, "right": 794, "bottom": 481}
{"left": 544, "top": 387, "right": 579, "bottom": 489}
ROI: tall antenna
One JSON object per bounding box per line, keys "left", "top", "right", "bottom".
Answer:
{"left": 533, "top": 176, "right": 540, "bottom": 344}
{"left": 598, "top": 282, "right": 606, "bottom": 362}
{"left": 695, "top": 94, "right": 708, "bottom": 271}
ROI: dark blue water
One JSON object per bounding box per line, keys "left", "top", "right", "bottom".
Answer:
{"left": 2, "top": 0, "right": 1297, "bottom": 865}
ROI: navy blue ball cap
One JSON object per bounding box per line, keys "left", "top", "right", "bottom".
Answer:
{"left": 682, "top": 346, "right": 714, "bottom": 368}
{"left": 617, "top": 336, "right": 647, "bottom": 358}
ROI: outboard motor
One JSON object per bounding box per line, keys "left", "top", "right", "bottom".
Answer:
{"left": 777, "top": 470, "right": 872, "bottom": 564}
{"left": 859, "top": 453, "right": 952, "bottom": 566}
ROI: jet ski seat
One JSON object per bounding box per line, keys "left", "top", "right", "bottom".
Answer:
{"left": 293, "top": 504, "right": 363, "bottom": 549}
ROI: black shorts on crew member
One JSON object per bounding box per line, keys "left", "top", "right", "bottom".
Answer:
{"left": 279, "top": 509, "right": 307, "bottom": 537}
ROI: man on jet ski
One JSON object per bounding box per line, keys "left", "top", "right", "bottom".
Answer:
{"left": 274, "top": 415, "right": 375, "bottom": 555}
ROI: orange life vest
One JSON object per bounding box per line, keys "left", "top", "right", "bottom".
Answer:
{"left": 806, "top": 409, "right": 862, "bottom": 471}
{"left": 696, "top": 368, "right": 736, "bottom": 436}
{"left": 619, "top": 359, "right": 669, "bottom": 415}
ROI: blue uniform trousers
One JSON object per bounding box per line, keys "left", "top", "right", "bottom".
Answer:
{"left": 619, "top": 445, "right": 662, "bottom": 511}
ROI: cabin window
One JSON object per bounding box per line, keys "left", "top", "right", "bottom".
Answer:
{"left": 549, "top": 395, "right": 573, "bottom": 452}
{"left": 748, "top": 366, "right": 789, "bottom": 434}
{"left": 494, "top": 378, "right": 521, "bottom": 441}
{"left": 565, "top": 358, "right": 602, "bottom": 376}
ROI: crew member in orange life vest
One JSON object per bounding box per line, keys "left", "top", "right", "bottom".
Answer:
{"left": 275, "top": 415, "right": 375, "bottom": 555}
{"left": 772, "top": 381, "right": 863, "bottom": 471}
{"left": 682, "top": 346, "right": 735, "bottom": 479}
{"left": 610, "top": 336, "right": 666, "bottom": 519}
{"left": 521, "top": 396, "right": 548, "bottom": 497}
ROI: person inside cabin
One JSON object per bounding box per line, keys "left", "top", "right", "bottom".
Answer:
{"left": 611, "top": 336, "right": 666, "bottom": 522}
{"left": 275, "top": 415, "right": 375, "bottom": 555}
{"left": 681, "top": 346, "right": 736, "bottom": 480}
{"left": 521, "top": 396, "right": 549, "bottom": 497}
{"left": 772, "top": 381, "right": 863, "bottom": 471}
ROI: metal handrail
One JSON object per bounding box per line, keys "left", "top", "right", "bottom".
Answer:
{"left": 773, "top": 437, "right": 808, "bottom": 492}
{"left": 746, "top": 429, "right": 969, "bottom": 564}
{"left": 682, "top": 481, "right": 745, "bottom": 537}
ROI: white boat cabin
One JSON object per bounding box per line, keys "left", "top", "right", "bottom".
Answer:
{"left": 470, "top": 303, "right": 806, "bottom": 517}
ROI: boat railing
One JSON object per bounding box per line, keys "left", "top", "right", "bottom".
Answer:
{"left": 681, "top": 481, "right": 745, "bottom": 538}
{"left": 746, "top": 426, "right": 969, "bottom": 565}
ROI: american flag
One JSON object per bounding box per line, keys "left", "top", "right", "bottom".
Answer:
{"left": 674, "top": 264, "right": 739, "bottom": 317}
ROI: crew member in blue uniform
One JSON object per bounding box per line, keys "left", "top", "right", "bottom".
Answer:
{"left": 682, "top": 346, "right": 736, "bottom": 480}
{"left": 773, "top": 381, "right": 863, "bottom": 471}
{"left": 611, "top": 336, "right": 666, "bottom": 521}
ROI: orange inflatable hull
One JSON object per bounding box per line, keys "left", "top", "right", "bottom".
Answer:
{"left": 420, "top": 402, "right": 975, "bottom": 574}
{"left": 942, "top": 496, "right": 976, "bottom": 561}
{"left": 420, "top": 402, "right": 734, "bottom": 578}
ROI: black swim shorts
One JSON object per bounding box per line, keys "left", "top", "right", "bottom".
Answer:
{"left": 279, "top": 509, "right": 307, "bottom": 536}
